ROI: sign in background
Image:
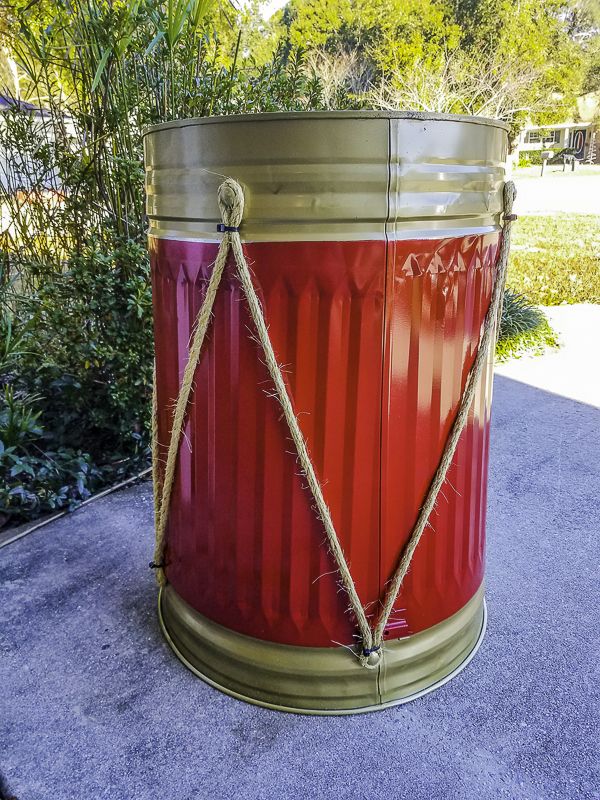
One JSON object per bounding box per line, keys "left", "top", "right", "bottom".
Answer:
{"left": 570, "top": 129, "right": 587, "bottom": 160}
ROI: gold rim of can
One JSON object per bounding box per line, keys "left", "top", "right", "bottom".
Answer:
{"left": 143, "top": 109, "right": 510, "bottom": 136}
{"left": 144, "top": 113, "right": 508, "bottom": 242}
{"left": 157, "top": 584, "right": 487, "bottom": 715}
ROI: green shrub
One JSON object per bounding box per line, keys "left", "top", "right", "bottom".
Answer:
{"left": 517, "top": 148, "right": 561, "bottom": 167}
{"left": 0, "top": 387, "right": 102, "bottom": 524}
{"left": 499, "top": 289, "right": 545, "bottom": 339}
{"left": 0, "top": 1, "right": 341, "bottom": 526}
{"left": 18, "top": 239, "right": 153, "bottom": 461}
{"left": 0, "top": 447, "right": 100, "bottom": 525}
{"left": 496, "top": 289, "right": 558, "bottom": 361}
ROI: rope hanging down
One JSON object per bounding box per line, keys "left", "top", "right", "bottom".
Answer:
{"left": 152, "top": 177, "right": 517, "bottom": 669}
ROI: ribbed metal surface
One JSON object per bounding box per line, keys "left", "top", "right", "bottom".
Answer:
{"left": 159, "top": 582, "right": 485, "bottom": 713}
{"left": 388, "top": 117, "right": 507, "bottom": 239}
{"left": 151, "top": 231, "right": 499, "bottom": 647}
{"left": 152, "top": 238, "right": 385, "bottom": 646}
{"left": 145, "top": 116, "right": 389, "bottom": 242}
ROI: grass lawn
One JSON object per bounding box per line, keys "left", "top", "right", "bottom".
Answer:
{"left": 508, "top": 214, "right": 600, "bottom": 305}
{"left": 514, "top": 165, "right": 600, "bottom": 179}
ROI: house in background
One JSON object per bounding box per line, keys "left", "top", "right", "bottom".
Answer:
{"left": 513, "top": 91, "right": 599, "bottom": 165}
{"left": 0, "top": 95, "right": 75, "bottom": 236}
{"left": 0, "top": 94, "right": 55, "bottom": 192}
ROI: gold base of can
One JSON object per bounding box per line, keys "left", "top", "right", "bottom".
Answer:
{"left": 158, "top": 583, "right": 486, "bottom": 715}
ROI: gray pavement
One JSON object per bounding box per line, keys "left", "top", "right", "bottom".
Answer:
{"left": 1, "top": 360, "right": 599, "bottom": 798}
{"left": 513, "top": 167, "right": 600, "bottom": 215}
{"left": 496, "top": 304, "right": 600, "bottom": 407}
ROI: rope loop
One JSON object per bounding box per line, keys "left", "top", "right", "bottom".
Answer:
{"left": 152, "top": 177, "right": 517, "bottom": 668}
{"left": 217, "top": 178, "right": 244, "bottom": 230}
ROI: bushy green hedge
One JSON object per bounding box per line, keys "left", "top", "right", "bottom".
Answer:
{"left": 0, "top": 4, "right": 343, "bottom": 525}
{"left": 517, "top": 148, "right": 561, "bottom": 167}
{"left": 0, "top": 236, "right": 152, "bottom": 525}
{"left": 0, "top": 387, "right": 102, "bottom": 525}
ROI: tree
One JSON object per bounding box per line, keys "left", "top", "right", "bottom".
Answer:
{"left": 371, "top": 47, "right": 544, "bottom": 119}
{"left": 262, "top": 0, "right": 596, "bottom": 126}
{"left": 455, "top": 0, "right": 587, "bottom": 123}
{"left": 269, "top": 0, "right": 460, "bottom": 71}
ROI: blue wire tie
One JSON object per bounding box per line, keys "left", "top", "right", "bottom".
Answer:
{"left": 362, "top": 645, "right": 381, "bottom": 657}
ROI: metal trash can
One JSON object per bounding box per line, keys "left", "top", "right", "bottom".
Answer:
{"left": 144, "top": 111, "right": 509, "bottom": 713}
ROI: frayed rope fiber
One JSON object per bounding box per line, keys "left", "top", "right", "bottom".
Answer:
{"left": 152, "top": 177, "right": 517, "bottom": 668}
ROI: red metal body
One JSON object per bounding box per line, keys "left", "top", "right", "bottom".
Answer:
{"left": 151, "top": 232, "right": 499, "bottom": 648}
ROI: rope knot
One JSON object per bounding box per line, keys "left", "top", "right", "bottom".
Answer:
{"left": 217, "top": 178, "right": 244, "bottom": 232}
{"left": 360, "top": 643, "right": 382, "bottom": 669}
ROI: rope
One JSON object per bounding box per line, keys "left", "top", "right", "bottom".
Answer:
{"left": 152, "top": 177, "right": 517, "bottom": 667}
{"left": 151, "top": 181, "right": 242, "bottom": 586}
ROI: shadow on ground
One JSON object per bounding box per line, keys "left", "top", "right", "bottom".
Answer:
{"left": 1, "top": 375, "right": 598, "bottom": 800}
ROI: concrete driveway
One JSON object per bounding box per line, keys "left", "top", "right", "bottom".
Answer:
{"left": 513, "top": 167, "right": 600, "bottom": 215}
{"left": 1, "top": 319, "right": 599, "bottom": 800}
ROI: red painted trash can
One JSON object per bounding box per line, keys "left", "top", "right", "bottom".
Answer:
{"left": 144, "top": 111, "right": 509, "bottom": 713}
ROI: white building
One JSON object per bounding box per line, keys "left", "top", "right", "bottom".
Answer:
{"left": 514, "top": 92, "right": 599, "bottom": 165}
